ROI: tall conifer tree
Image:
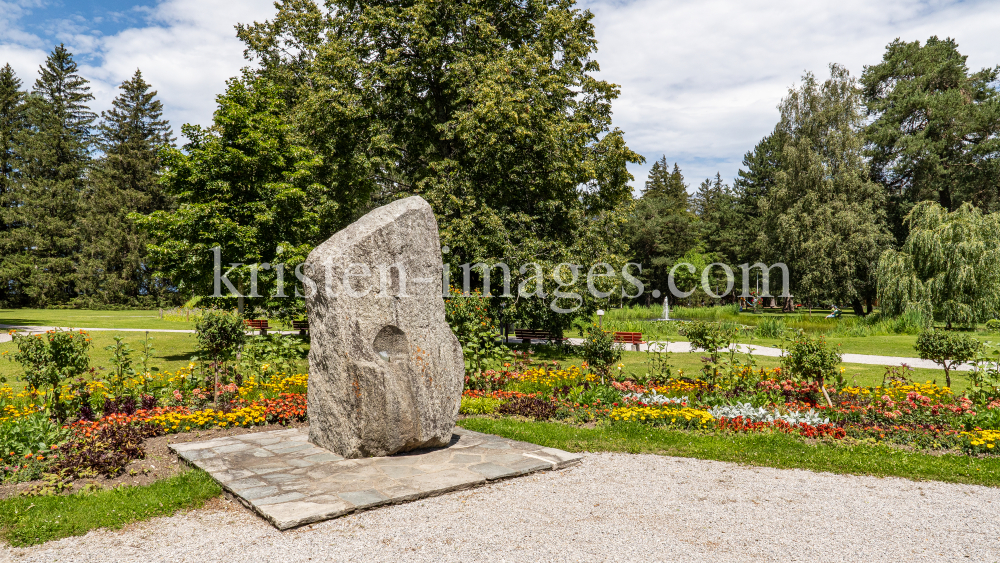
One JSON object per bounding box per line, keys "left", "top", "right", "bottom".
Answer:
{"left": 78, "top": 70, "right": 173, "bottom": 305}
{"left": 0, "top": 64, "right": 29, "bottom": 305}
{"left": 15, "top": 45, "right": 95, "bottom": 306}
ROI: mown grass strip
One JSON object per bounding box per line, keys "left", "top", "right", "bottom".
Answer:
{"left": 0, "top": 469, "right": 221, "bottom": 547}
{"left": 459, "top": 418, "right": 1000, "bottom": 487}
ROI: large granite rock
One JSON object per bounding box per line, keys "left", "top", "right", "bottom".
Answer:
{"left": 304, "top": 196, "right": 464, "bottom": 458}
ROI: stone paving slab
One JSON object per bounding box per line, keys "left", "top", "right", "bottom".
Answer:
{"left": 170, "top": 426, "right": 582, "bottom": 530}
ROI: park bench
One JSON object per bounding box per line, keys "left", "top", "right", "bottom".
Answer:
{"left": 244, "top": 319, "right": 269, "bottom": 336}
{"left": 292, "top": 320, "right": 309, "bottom": 336}
{"left": 513, "top": 329, "right": 563, "bottom": 344}
{"left": 613, "top": 331, "right": 645, "bottom": 351}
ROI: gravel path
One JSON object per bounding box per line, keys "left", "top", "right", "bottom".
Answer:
{"left": 4, "top": 453, "right": 998, "bottom": 563}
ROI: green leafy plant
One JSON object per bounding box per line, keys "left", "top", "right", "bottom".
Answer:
{"left": 0, "top": 412, "right": 71, "bottom": 474}
{"left": 105, "top": 336, "right": 136, "bottom": 398}
{"left": 459, "top": 396, "right": 502, "bottom": 415}
{"left": 970, "top": 342, "right": 1000, "bottom": 404}
{"left": 623, "top": 341, "right": 673, "bottom": 385}
{"left": 445, "top": 288, "right": 511, "bottom": 376}
{"left": 781, "top": 333, "right": 842, "bottom": 405}
{"left": 9, "top": 331, "right": 92, "bottom": 421}
{"left": 238, "top": 334, "right": 306, "bottom": 381}
{"left": 986, "top": 319, "right": 1000, "bottom": 333}
{"left": 915, "top": 329, "right": 982, "bottom": 388}
{"left": 681, "top": 321, "right": 737, "bottom": 364}
{"left": 580, "top": 325, "right": 622, "bottom": 382}
{"left": 136, "top": 332, "right": 159, "bottom": 395}
{"left": 194, "top": 309, "right": 247, "bottom": 405}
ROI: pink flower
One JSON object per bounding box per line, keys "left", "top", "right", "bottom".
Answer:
{"left": 173, "top": 390, "right": 182, "bottom": 401}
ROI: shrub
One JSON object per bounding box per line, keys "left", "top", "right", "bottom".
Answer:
{"left": 782, "top": 334, "right": 842, "bottom": 403}
{"left": 915, "top": 329, "right": 982, "bottom": 388}
{"left": 986, "top": 319, "right": 1000, "bottom": 333}
{"left": 195, "top": 309, "right": 247, "bottom": 403}
{"left": 237, "top": 334, "right": 306, "bottom": 382}
{"left": 195, "top": 310, "right": 246, "bottom": 364}
{"left": 580, "top": 325, "right": 621, "bottom": 380}
{"left": 496, "top": 397, "right": 557, "bottom": 420}
{"left": 681, "top": 321, "right": 736, "bottom": 363}
{"left": 9, "top": 330, "right": 92, "bottom": 421}
{"left": 460, "top": 396, "right": 501, "bottom": 415}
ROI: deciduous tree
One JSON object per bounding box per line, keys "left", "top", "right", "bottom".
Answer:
{"left": 759, "top": 64, "right": 892, "bottom": 314}
{"left": 877, "top": 201, "right": 1000, "bottom": 328}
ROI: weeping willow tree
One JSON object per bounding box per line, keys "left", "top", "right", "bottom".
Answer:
{"left": 877, "top": 201, "right": 1000, "bottom": 328}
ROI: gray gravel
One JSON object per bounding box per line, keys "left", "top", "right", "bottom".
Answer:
{"left": 3, "top": 453, "right": 999, "bottom": 562}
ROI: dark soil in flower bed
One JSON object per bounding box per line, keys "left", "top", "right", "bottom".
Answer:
{"left": 0, "top": 422, "right": 306, "bottom": 500}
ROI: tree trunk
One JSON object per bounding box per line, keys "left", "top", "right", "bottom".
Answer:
{"left": 865, "top": 298, "right": 874, "bottom": 315}
{"left": 851, "top": 298, "right": 865, "bottom": 317}
{"left": 783, "top": 297, "right": 794, "bottom": 313}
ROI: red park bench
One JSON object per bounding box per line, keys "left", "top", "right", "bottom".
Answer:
{"left": 513, "top": 329, "right": 565, "bottom": 345}
{"left": 292, "top": 320, "right": 309, "bottom": 336}
{"left": 613, "top": 331, "right": 645, "bottom": 351}
{"left": 244, "top": 319, "right": 269, "bottom": 336}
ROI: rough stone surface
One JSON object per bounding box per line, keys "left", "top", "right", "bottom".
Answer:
{"left": 304, "top": 196, "right": 463, "bottom": 458}
{"left": 169, "top": 426, "right": 582, "bottom": 530}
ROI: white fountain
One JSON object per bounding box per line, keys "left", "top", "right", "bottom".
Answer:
{"left": 661, "top": 295, "right": 670, "bottom": 321}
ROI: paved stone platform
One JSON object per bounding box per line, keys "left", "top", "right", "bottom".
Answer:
{"left": 170, "top": 426, "right": 582, "bottom": 530}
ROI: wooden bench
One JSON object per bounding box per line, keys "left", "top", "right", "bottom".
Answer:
{"left": 513, "top": 329, "right": 562, "bottom": 344}
{"left": 613, "top": 331, "right": 645, "bottom": 351}
{"left": 292, "top": 320, "right": 309, "bottom": 336}
{"left": 244, "top": 319, "right": 269, "bottom": 336}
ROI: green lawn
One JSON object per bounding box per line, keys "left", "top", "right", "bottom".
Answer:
{"left": 459, "top": 418, "right": 1000, "bottom": 487}
{"left": 0, "top": 470, "right": 221, "bottom": 547}
{"left": 1, "top": 331, "right": 203, "bottom": 391}
{"left": 0, "top": 308, "right": 196, "bottom": 330}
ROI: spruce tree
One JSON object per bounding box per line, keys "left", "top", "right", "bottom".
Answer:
{"left": 642, "top": 156, "right": 688, "bottom": 207}
{"left": 630, "top": 161, "right": 698, "bottom": 302}
{"left": 0, "top": 63, "right": 29, "bottom": 305}
{"left": 15, "top": 45, "right": 95, "bottom": 306}
{"left": 730, "top": 130, "right": 785, "bottom": 267}
{"left": 0, "top": 64, "right": 27, "bottom": 202}
{"left": 78, "top": 70, "right": 173, "bottom": 305}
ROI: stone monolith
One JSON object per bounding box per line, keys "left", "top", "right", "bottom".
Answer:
{"left": 304, "top": 196, "right": 464, "bottom": 458}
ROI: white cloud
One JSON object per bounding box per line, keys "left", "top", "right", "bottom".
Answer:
{"left": 0, "top": 0, "right": 275, "bottom": 134}
{"left": 85, "top": 0, "right": 275, "bottom": 129}
{"left": 580, "top": 0, "right": 1000, "bottom": 191}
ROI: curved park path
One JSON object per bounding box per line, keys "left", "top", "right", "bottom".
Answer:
{"left": 3, "top": 452, "right": 997, "bottom": 562}
{"left": 0, "top": 324, "right": 966, "bottom": 370}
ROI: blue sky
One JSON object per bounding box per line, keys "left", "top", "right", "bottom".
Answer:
{"left": 2, "top": 0, "right": 999, "bottom": 192}
{"left": 12, "top": 0, "right": 155, "bottom": 41}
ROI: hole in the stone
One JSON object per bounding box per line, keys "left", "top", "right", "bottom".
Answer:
{"left": 372, "top": 325, "right": 407, "bottom": 362}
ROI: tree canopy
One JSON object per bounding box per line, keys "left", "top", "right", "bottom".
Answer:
{"left": 877, "top": 201, "right": 1000, "bottom": 328}
{"left": 757, "top": 64, "right": 892, "bottom": 313}
{"left": 862, "top": 36, "right": 1000, "bottom": 243}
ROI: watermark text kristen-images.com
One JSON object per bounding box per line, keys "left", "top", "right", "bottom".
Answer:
{"left": 209, "top": 247, "right": 790, "bottom": 314}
